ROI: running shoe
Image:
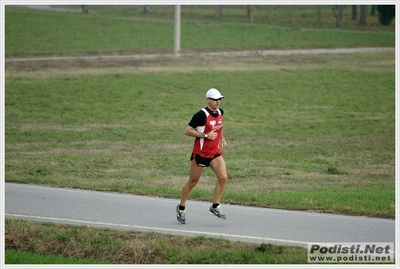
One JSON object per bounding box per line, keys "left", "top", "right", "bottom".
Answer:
{"left": 209, "top": 205, "right": 226, "bottom": 219}
{"left": 176, "top": 205, "right": 186, "bottom": 224}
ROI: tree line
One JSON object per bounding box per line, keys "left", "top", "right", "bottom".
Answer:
{"left": 81, "top": 5, "right": 395, "bottom": 26}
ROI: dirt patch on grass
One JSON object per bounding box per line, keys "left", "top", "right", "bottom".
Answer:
{"left": 5, "top": 53, "right": 394, "bottom": 78}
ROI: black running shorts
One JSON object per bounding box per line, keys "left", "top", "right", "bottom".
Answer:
{"left": 190, "top": 153, "right": 221, "bottom": 167}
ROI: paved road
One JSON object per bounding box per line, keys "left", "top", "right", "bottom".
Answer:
{"left": 5, "top": 183, "right": 395, "bottom": 249}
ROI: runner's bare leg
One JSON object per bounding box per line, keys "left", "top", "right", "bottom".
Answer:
{"left": 210, "top": 156, "right": 228, "bottom": 204}
{"left": 180, "top": 159, "right": 204, "bottom": 206}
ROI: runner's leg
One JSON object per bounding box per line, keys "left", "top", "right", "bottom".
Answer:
{"left": 209, "top": 156, "right": 228, "bottom": 204}
{"left": 180, "top": 159, "right": 204, "bottom": 206}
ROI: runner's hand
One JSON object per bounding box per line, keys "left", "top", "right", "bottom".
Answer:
{"left": 207, "top": 130, "right": 217, "bottom": 140}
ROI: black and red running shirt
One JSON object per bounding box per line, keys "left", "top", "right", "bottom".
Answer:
{"left": 188, "top": 107, "right": 224, "bottom": 158}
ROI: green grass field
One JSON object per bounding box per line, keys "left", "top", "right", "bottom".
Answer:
{"left": 4, "top": 5, "right": 395, "bottom": 264}
{"left": 5, "top": 58, "right": 395, "bottom": 218}
{"left": 5, "top": 5, "right": 395, "bottom": 56}
{"left": 5, "top": 249, "right": 110, "bottom": 264}
{"left": 5, "top": 219, "right": 307, "bottom": 264}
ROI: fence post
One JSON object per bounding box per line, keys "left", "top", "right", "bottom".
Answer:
{"left": 174, "top": 5, "right": 181, "bottom": 55}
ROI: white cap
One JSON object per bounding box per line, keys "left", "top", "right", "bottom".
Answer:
{"left": 206, "top": 88, "right": 224, "bottom": 99}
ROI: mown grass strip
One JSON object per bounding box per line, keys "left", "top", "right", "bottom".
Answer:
{"left": 5, "top": 6, "right": 394, "bottom": 57}
{"left": 5, "top": 219, "right": 308, "bottom": 264}
{"left": 5, "top": 61, "right": 395, "bottom": 218}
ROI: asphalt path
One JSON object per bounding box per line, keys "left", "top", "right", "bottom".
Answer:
{"left": 4, "top": 183, "right": 395, "bottom": 249}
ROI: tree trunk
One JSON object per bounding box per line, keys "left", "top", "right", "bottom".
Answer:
{"left": 370, "top": 5, "right": 376, "bottom": 16}
{"left": 317, "top": 5, "right": 322, "bottom": 24}
{"left": 269, "top": 6, "right": 274, "bottom": 23}
{"left": 215, "top": 5, "right": 222, "bottom": 18}
{"left": 291, "top": 5, "right": 296, "bottom": 25}
{"left": 82, "top": 5, "right": 88, "bottom": 14}
{"left": 142, "top": 5, "right": 150, "bottom": 14}
{"left": 247, "top": 5, "right": 254, "bottom": 23}
{"left": 352, "top": 5, "right": 358, "bottom": 20}
{"left": 335, "top": 5, "right": 342, "bottom": 27}
{"left": 359, "top": 5, "right": 367, "bottom": 25}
